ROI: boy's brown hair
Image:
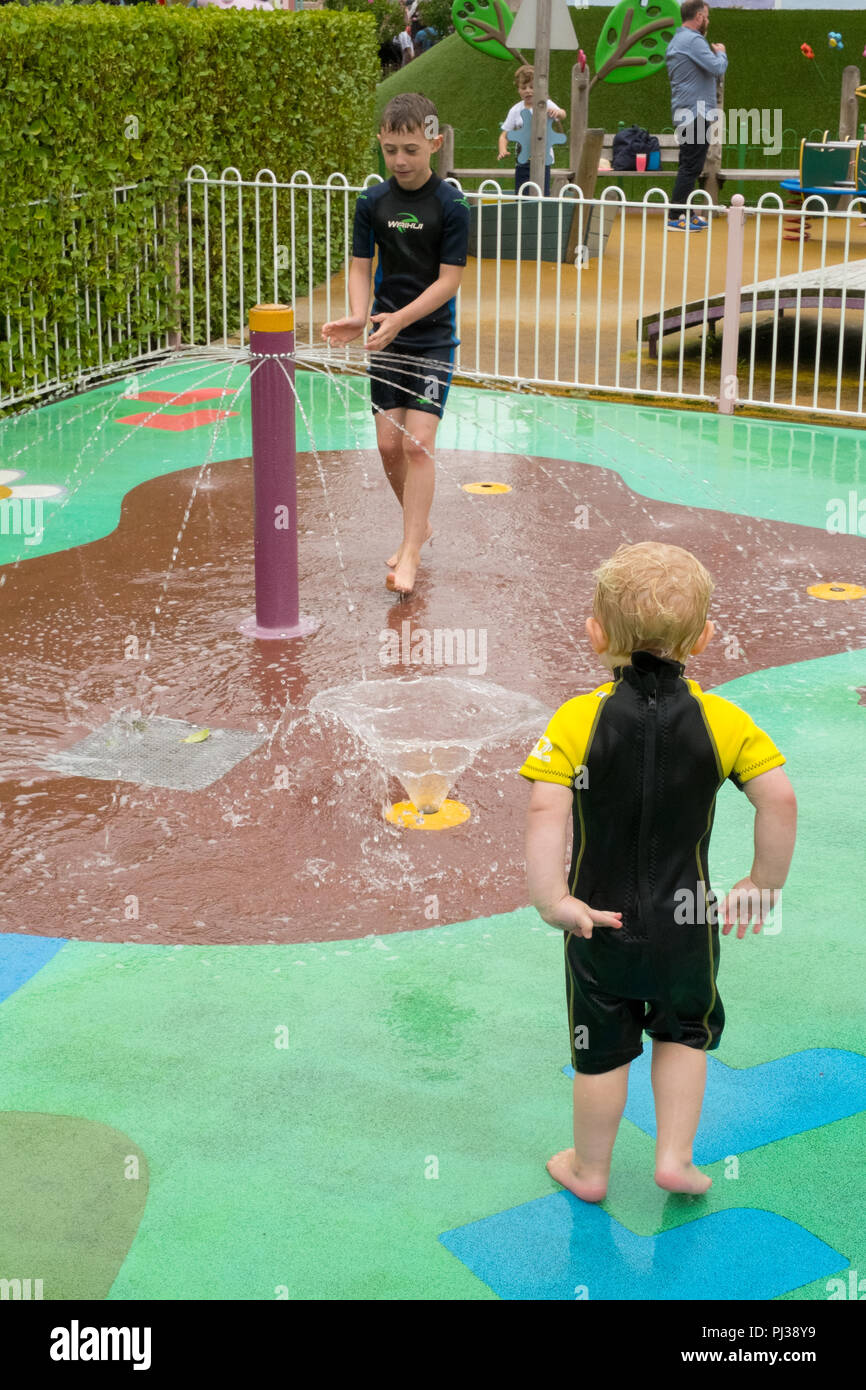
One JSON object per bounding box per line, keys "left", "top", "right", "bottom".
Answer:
{"left": 593, "top": 542, "right": 714, "bottom": 664}
{"left": 380, "top": 93, "right": 439, "bottom": 138}
{"left": 514, "top": 64, "right": 534, "bottom": 91}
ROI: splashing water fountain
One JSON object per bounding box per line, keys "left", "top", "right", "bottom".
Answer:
{"left": 310, "top": 675, "right": 550, "bottom": 829}
{"left": 230, "top": 315, "right": 555, "bottom": 830}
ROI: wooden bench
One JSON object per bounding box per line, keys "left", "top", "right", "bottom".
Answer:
{"left": 597, "top": 134, "right": 798, "bottom": 195}
{"left": 599, "top": 132, "right": 680, "bottom": 177}
{"left": 438, "top": 130, "right": 798, "bottom": 201}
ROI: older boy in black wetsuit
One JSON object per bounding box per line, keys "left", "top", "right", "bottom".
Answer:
{"left": 322, "top": 94, "right": 469, "bottom": 596}
{"left": 522, "top": 543, "right": 797, "bottom": 1202}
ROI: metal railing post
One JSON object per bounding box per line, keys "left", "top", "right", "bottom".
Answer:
{"left": 718, "top": 194, "right": 746, "bottom": 415}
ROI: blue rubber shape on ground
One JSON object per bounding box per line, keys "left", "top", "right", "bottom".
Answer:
{"left": 439, "top": 1199, "right": 847, "bottom": 1300}
{"left": 563, "top": 1048, "right": 866, "bottom": 1163}
{"left": 0, "top": 933, "right": 67, "bottom": 1005}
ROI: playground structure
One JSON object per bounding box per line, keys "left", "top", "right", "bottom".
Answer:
{"left": 3, "top": 148, "right": 866, "bottom": 1320}
{"left": 639, "top": 258, "right": 866, "bottom": 364}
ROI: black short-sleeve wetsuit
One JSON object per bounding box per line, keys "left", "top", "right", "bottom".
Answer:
{"left": 352, "top": 173, "right": 470, "bottom": 417}
{"left": 520, "top": 651, "right": 786, "bottom": 1074}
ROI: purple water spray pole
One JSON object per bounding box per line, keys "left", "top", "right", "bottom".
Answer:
{"left": 238, "top": 304, "right": 319, "bottom": 640}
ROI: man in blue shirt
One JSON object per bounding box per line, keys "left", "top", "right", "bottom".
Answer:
{"left": 665, "top": 1, "right": 727, "bottom": 230}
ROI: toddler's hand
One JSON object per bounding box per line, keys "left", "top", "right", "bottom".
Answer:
{"left": 720, "top": 877, "right": 779, "bottom": 939}
{"left": 544, "top": 895, "right": 622, "bottom": 938}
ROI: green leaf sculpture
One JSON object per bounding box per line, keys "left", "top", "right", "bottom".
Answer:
{"left": 451, "top": 0, "right": 522, "bottom": 65}
{"left": 592, "top": 0, "right": 680, "bottom": 88}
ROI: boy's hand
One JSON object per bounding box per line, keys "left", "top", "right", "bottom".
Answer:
{"left": 366, "top": 312, "right": 403, "bottom": 351}
{"left": 720, "top": 877, "right": 779, "bottom": 939}
{"left": 321, "top": 315, "right": 366, "bottom": 345}
{"left": 553, "top": 106, "right": 567, "bottom": 121}
{"left": 543, "top": 894, "right": 623, "bottom": 938}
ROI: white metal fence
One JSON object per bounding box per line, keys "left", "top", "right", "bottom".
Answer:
{"left": 1, "top": 183, "right": 179, "bottom": 413}
{"left": 5, "top": 166, "right": 866, "bottom": 420}
{"left": 181, "top": 166, "right": 866, "bottom": 420}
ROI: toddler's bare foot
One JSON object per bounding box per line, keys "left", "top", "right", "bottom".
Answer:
{"left": 386, "top": 547, "right": 420, "bottom": 597}
{"left": 386, "top": 523, "right": 432, "bottom": 568}
{"left": 546, "top": 1147, "right": 608, "bottom": 1203}
{"left": 655, "top": 1160, "right": 712, "bottom": 1194}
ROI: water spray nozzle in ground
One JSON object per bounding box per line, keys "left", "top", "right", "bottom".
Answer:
{"left": 310, "top": 676, "right": 550, "bottom": 827}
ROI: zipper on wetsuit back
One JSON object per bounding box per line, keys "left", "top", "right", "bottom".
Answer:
{"left": 637, "top": 680, "right": 682, "bottom": 1039}
{"left": 636, "top": 685, "right": 657, "bottom": 938}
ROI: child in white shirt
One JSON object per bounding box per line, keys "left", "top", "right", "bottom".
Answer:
{"left": 497, "top": 64, "right": 566, "bottom": 195}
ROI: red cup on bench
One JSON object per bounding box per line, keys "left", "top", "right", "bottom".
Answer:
{"left": 635, "top": 153, "right": 647, "bottom": 173}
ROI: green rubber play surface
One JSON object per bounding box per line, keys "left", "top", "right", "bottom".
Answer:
{"left": 2, "top": 362, "right": 865, "bottom": 565}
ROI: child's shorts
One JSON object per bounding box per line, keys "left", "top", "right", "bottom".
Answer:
{"left": 369, "top": 343, "right": 455, "bottom": 419}
{"left": 564, "top": 926, "right": 725, "bottom": 1075}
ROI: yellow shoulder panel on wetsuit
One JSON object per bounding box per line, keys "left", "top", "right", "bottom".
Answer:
{"left": 519, "top": 683, "right": 615, "bottom": 787}
{"left": 686, "top": 683, "right": 786, "bottom": 788}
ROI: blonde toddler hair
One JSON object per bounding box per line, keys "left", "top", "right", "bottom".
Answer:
{"left": 593, "top": 542, "right": 714, "bottom": 664}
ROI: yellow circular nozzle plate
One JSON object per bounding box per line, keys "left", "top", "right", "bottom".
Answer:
{"left": 249, "top": 304, "right": 294, "bottom": 332}
{"left": 462, "top": 482, "right": 512, "bottom": 495}
{"left": 807, "top": 582, "right": 866, "bottom": 601}
{"left": 0, "top": 485, "right": 12, "bottom": 501}
{"left": 384, "top": 799, "right": 471, "bottom": 829}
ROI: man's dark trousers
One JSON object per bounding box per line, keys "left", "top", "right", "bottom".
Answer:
{"left": 671, "top": 120, "right": 709, "bottom": 219}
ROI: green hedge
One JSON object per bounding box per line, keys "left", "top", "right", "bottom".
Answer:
{"left": 0, "top": 8, "right": 379, "bottom": 401}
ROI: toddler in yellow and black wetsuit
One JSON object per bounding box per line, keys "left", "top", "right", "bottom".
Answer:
{"left": 521, "top": 542, "right": 797, "bottom": 1202}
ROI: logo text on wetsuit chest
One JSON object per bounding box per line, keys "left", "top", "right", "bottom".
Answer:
{"left": 388, "top": 214, "right": 424, "bottom": 232}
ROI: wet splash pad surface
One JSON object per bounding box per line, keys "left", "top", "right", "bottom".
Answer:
{"left": 0, "top": 364, "right": 864, "bottom": 1300}
{"left": 2, "top": 366, "right": 866, "bottom": 946}
{"left": 310, "top": 676, "right": 551, "bottom": 814}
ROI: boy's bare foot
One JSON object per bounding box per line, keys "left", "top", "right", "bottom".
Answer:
{"left": 655, "top": 1160, "right": 712, "bottom": 1195}
{"left": 386, "top": 547, "right": 421, "bottom": 596}
{"left": 546, "top": 1147, "right": 608, "bottom": 1204}
{"left": 386, "top": 523, "right": 432, "bottom": 568}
